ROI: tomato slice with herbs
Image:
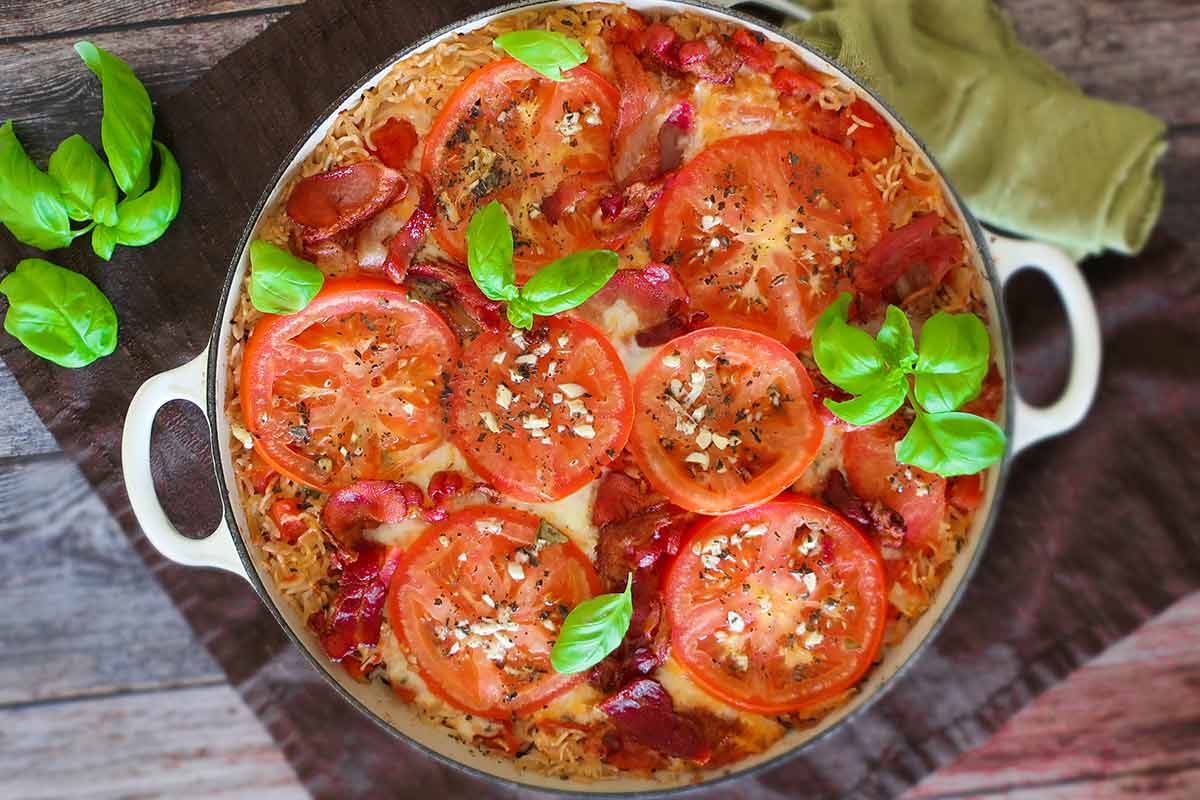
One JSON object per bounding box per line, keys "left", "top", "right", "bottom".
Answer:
{"left": 650, "top": 130, "right": 887, "bottom": 348}
{"left": 448, "top": 316, "right": 634, "bottom": 503}
{"left": 842, "top": 416, "right": 947, "bottom": 548}
{"left": 665, "top": 495, "right": 887, "bottom": 714}
{"left": 388, "top": 506, "right": 600, "bottom": 718}
{"left": 241, "top": 277, "right": 458, "bottom": 491}
{"left": 422, "top": 57, "right": 621, "bottom": 276}
{"left": 628, "top": 327, "right": 825, "bottom": 515}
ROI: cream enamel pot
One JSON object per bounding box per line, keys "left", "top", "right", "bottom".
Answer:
{"left": 121, "top": 1, "right": 1102, "bottom": 793}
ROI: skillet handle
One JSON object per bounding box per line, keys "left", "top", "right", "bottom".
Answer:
{"left": 121, "top": 349, "right": 248, "bottom": 579}
{"left": 705, "top": 0, "right": 813, "bottom": 22}
{"left": 988, "top": 234, "right": 1102, "bottom": 454}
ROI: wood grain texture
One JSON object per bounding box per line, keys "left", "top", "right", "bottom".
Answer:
{"left": 0, "top": 11, "right": 290, "bottom": 163}
{"left": 1000, "top": 0, "right": 1200, "bottom": 127}
{"left": 0, "top": 0, "right": 301, "bottom": 40}
{"left": 0, "top": 457, "right": 223, "bottom": 705}
{"left": 0, "top": 683, "right": 304, "bottom": 800}
{"left": 0, "top": 361, "right": 59, "bottom": 459}
{"left": 906, "top": 592, "right": 1200, "bottom": 799}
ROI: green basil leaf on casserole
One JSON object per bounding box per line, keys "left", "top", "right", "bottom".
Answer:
{"left": 551, "top": 573, "right": 633, "bottom": 674}
{"left": 896, "top": 411, "right": 1006, "bottom": 476}
{"left": 519, "top": 249, "right": 619, "bottom": 316}
{"left": 0, "top": 258, "right": 117, "bottom": 368}
{"left": 812, "top": 292, "right": 891, "bottom": 395}
{"left": 248, "top": 240, "right": 325, "bottom": 315}
{"left": 494, "top": 30, "right": 588, "bottom": 81}
{"left": 913, "top": 310, "right": 991, "bottom": 413}
{"left": 466, "top": 200, "right": 517, "bottom": 302}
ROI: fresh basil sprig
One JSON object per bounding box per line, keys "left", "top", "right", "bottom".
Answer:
{"left": 813, "top": 293, "right": 1005, "bottom": 476}
{"left": 466, "top": 200, "right": 618, "bottom": 329}
{"left": 91, "top": 141, "right": 182, "bottom": 260}
{"left": 75, "top": 41, "right": 154, "bottom": 198}
{"left": 494, "top": 30, "right": 588, "bottom": 81}
{"left": 550, "top": 573, "right": 633, "bottom": 674}
{"left": 0, "top": 259, "right": 117, "bottom": 368}
{"left": 0, "top": 122, "right": 78, "bottom": 250}
{"left": 248, "top": 240, "right": 324, "bottom": 314}
{"left": 48, "top": 134, "right": 119, "bottom": 227}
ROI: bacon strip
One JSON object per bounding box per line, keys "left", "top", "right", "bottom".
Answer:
{"left": 857, "top": 213, "right": 964, "bottom": 295}
{"left": 600, "top": 678, "right": 711, "bottom": 762}
{"left": 406, "top": 260, "right": 505, "bottom": 333}
{"left": 286, "top": 159, "right": 405, "bottom": 244}
{"left": 307, "top": 542, "right": 401, "bottom": 663}
{"left": 321, "top": 479, "right": 419, "bottom": 552}
{"left": 822, "top": 470, "right": 906, "bottom": 550}
{"left": 354, "top": 170, "right": 433, "bottom": 282}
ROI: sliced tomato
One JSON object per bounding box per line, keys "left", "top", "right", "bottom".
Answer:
{"left": 651, "top": 131, "right": 887, "bottom": 348}
{"left": 268, "top": 498, "right": 308, "bottom": 544}
{"left": 842, "top": 416, "right": 947, "bottom": 548}
{"left": 842, "top": 99, "right": 895, "bottom": 163}
{"left": 388, "top": 506, "right": 600, "bottom": 718}
{"left": 422, "top": 58, "right": 620, "bottom": 276}
{"left": 665, "top": 495, "right": 887, "bottom": 713}
{"left": 286, "top": 159, "right": 405, "bottom": 244}
{"left": 241, "top": 278, "right": 459, "bottom": 491}
{"left": 368, "top": 117, "right": 419, "bottom": 169}
{"left": 628, "top": 327, "right": 825, "bottom": 515}
{"left": 447, "top": 316, "right": 633, "bottom": 503}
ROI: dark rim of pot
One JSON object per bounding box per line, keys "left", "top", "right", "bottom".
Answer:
{"left": 203, "top": 1, "right": 1016, "bottom": 796}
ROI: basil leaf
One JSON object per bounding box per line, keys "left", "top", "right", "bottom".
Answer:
{"left": 876, "top": 304, "right": 916, "bottom": 371}
{"left": 824, "top": 372, "right": 907, "bottom": 427}
{"left": 896, "top": 411, "right": 1006, "bottom": 476}
{"left": 48, "top": 134, "right": 119, "bottom": 226}
{"left": 75, "top": 41, "right": 154, "bottom": 197}
{"left": 466, "top": 200, "right": 516, "bottom": 301}
{"left": 92, "top": 224, "right": 118, "bottom": 261}
{"left": 0, "top": 258, "right": 117, "bottom": 368}
{"left": 506, "top": 299, "right": 534, "bottom": 330}
{"left": 494, "top": 30, "right": 588, "bottom": 81}
{"left": 248, "top": 240, "right": 324, "bottom": 314}
{"left": 913, "top": 311, "right": 990, "bottom": 413}
{"left": 109, "top": 141, "right": 181, "bottom": 247}
{"left": 0, "top": 121, "right": 73, "bottom": 250}
{"left": 551, "top": 574, "right": 633, "bottom": 674}
{"left": 812, "top": 292, "right": 889, "bottom": 394}
{"left": 519, "top": 249, "right": 619, "bottom": 316}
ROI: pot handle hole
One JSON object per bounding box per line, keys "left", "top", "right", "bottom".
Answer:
{"left": 988, "top": 234, "right": 1102, "bottom": 454}
{"left": 121, "top": 349, "right": 248, "bottom": 579}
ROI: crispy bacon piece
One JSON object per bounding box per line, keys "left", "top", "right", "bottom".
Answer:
{"left": 857, "top": 213, "right": 964, "bottom": 296}
{"left": 354, "top": 171, "right": 434, "bottom": 283}
{"left": 540, "top": 173, "right": 609, "bottom": 225}
{"left": 634, "top": 304, "right": 707, "bottom": 348}
{"left": 600, "top": 679, "right": 711, "bottom": 762}
{"left": 307, "top": 542, "right": 401, "bottom": 662}
{"left": 577, "top": 262, "right": 686, "bottom": 327}
{"left": 823, "top": 470, "right": 906, "bottom": 550}
{"left": 405, "top": 260, "right": 505, "bottom": 333}
{"left": 321, "top": 479, "right": 417, "bottom": 552}
{"left": 596, "top": 178, "right": 669, "bottom": 245}
{"left": 427, "top": 470, "right": 465, "bottom": 504}
{"left": 286, "top": 159, "right": 405, "bottom": 244}
{"left": 732, "top": 29, "right": 773, "bottom": 72}
{"left": 368, "top": 117, "right": 419, "bottom": 169}
{"left": 268, "top": 498, "right": 308, "bottom": 543}
{"left": 641, "top": 24, "right": 745, "bottom": 85}
{"left": 611, "top": 44, "right": 669, "bottom": 186}
{"left": 592, "top": 471, "right": 649, "bottom": 530}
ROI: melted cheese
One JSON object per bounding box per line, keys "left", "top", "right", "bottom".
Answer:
{"left": 597, "top": 298, "right": 657, "bottom": 379}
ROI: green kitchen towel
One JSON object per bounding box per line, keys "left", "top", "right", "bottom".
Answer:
{"left": 786, "top": 0, "right": 1167, "bottom": 259}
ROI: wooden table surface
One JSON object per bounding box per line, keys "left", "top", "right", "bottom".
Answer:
{"left": 2, "top": 1, "right": 1198, "bottom": 797}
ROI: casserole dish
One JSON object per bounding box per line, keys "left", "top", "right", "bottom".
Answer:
{"left": 122, "top": 0, "right": 1101, "bottom": 792}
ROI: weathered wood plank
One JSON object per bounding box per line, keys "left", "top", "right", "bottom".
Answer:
{"left": 1001, "top": 0, "right": 1200, "bottom": 127}
{"left": 0, "top": 11, "right": 290, "bottom": 163}
{"left": 906, "top": 592, "right": 1200, "bottom": 799}
{"left": 0, "top": 683, "right": 305, "bottom": 800}
{"left": 0, "top": 0, "right": 302, "bottom": 40}
{"left": 0, "top": 362, "right": 59, "bottom": 459}
{"left": 0, "top": 456, "right": 224, "bottom": 705}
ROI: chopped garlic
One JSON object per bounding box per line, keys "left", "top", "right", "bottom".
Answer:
{"left": 479, "top": 411, "right": 500, "bottom": 433}
{"left": 495, "top": 383, "right": 514, "bottom": 409}
{"left": 727, "top": 611, "right": 746, "bottom": 632}
{"left": 558, "top": 383, "right": 586, "bottom": 399}
{"left": 685, "top": 451, "right": 710, "bottom": 469}
{"left": 572, "top": 424, "right": 596, "bottom": 440}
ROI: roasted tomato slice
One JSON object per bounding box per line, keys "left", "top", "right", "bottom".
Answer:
{"left": 650, "top": 130, "right": 887, "bottom": 348}
{"left": 842, "top": 416, "right": 947, "bottom": 548}
{"left": 241, "top": 278, "right": 459, "bottom": 491}
{"left": 422, "top": 58, "right": 620, "bottom": 276}
{"left": 388, "top": 506, "right": 600, "bottom": 718}
{"left": 665, "top": 495, "right": 887, "bottom": 714}
{"left": 628, "top": 327, "right": 825, "bottom": 515}
{"left": 448, "top": 316, "right": 634, "bottom": 503}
